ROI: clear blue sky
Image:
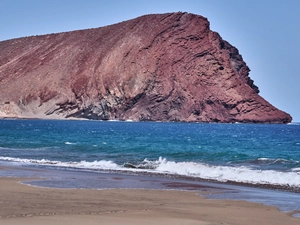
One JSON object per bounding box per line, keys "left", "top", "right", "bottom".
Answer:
{"left": 1, "top": 0, "right": 299, "bottom": 122}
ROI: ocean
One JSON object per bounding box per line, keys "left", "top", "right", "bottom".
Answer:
{"left": 1, "top": 119, "right": 300, "bottom": 214}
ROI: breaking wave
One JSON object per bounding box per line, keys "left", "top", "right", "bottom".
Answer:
{"left": 1, "top": 156, "right": 300, "bottom": 187}
{"left": 0, "top": 156, "right": 119, "bottom": 170}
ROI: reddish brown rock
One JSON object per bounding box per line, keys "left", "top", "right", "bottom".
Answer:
{"left": 0, "top": 12, "right": 292, "bottom": 123}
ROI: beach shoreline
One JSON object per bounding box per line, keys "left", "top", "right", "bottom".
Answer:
{"left": 2, "top": 163, "right": 300, "bottom": 212}
{"left": 0, "top": 176, "right": 300, "bottom": 225}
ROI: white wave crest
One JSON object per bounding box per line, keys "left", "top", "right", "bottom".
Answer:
{"left": 65, "top": 142, "right": 76, "bottom": 145}
{"left": 1, "top": 156, "right": 300, "bottom": 187}
{"left": 0, "top": 156, "right": 119, "bottom": 170}
{"left": 292, "top": 167, "right": 300, "bottom": 172}
{"left": 257, "top": 157, "right": 299, "bottom": 164}
{"left": 153, "top": 157, "right": 300, "bottom": 187}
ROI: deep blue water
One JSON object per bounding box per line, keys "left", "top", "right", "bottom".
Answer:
{"left": 0, "top": 119, "right": 300, "bottom": 187}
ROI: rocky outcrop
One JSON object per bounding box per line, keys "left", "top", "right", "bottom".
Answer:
{"left": 0, "top": 12, "right": 292, "bottom": 123}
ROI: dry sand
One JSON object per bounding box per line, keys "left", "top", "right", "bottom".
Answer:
{"left": 0, "top": 177, "right": 299, "bottom": 225}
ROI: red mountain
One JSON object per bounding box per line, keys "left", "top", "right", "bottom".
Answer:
{"left": 0, "top": 12, "right": 292, "bottom": 123}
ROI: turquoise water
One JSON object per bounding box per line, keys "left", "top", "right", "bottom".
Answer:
{"left": 0, "top": 119, "right": 300, "bottom": 188}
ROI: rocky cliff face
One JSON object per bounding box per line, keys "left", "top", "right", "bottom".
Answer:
{"left": 0, "top": 12, "right": 292, "bottom": 123}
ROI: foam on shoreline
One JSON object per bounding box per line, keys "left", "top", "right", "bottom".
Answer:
{"left": 1, "top": 156, "right": 300, "bottom": 190}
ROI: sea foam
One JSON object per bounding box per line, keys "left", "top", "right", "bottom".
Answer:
{"left": 153, "top": 157, "right": 300, "bottom": 186}
{"left": 0, "top": 157, "right": 119, "bottom": 170}
{"left": 1, "top": 156, "right": 300, "bottom": 187}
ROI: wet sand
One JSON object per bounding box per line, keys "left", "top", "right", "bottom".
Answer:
{"left": 0, "top": 177, "right": 299, "bottom": 225}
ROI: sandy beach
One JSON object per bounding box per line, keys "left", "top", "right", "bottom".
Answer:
{"left": 0, "top": 177, "right": 299, "bottom": 225}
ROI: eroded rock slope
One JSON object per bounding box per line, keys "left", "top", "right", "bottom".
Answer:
{"left": 0, "top": 12, "right": 292, "bottom": 123}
